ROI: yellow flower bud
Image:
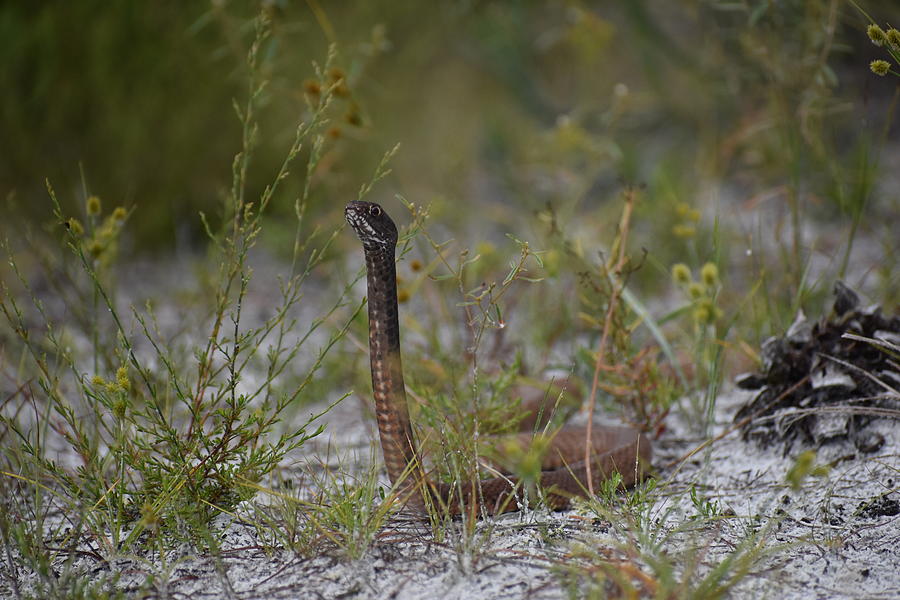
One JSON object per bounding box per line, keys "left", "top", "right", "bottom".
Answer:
{"left": 870, "top": 59, "right": 891, "bottom": 76}
{"left": 66, "top": 218, "right": 84, "bottom": 236}
{"left": 116, "top": 366, "right": 130, "bottom": 392}
{"left": 688, "top": 282, "right": 705, "bottom": 299}
{"left": 887, "top": 28, "right": 900, "bottom": 49}
{"left": 700, "top": 262, "right": 719, "bottom": 287}
{"left": 672, "top": 224, "right": 696, "bottom": 238}
{"left": 868, "top": 24, "right": 887, "bottom": 47}
{"left": 86, "top": 195, "right": 101, "bottom": 216}
{"left": 671, "top": 263, "right": 691, "bottom": 285}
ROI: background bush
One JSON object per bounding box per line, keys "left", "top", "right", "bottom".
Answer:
{"left": 2, "top": 1, "right": 896, "bottom": 261}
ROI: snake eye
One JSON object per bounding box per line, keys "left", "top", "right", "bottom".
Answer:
{"left": 369, "top": 205, "right": 382, "bottom": 217}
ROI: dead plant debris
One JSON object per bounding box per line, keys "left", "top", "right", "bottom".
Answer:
{"left": 734, "top": 281, "right": 900, "bottom": 452}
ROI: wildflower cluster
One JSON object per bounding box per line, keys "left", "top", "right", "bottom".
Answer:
{"left": 671, "top": 202, "right": 701, "bottom": 239}
{"left": 90, "top": 366, "right": 132, "bottom": 418}
{"left": 867, "top": 24, "right": 900, "bottom": 78}
{"left": 65, "top": 195, "right": 129, "bottom": 268}
{"left": 671, "top": 261, "right": 722, "bottom": 326}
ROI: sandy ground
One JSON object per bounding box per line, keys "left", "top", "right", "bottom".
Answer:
{"left": 2, "top": 226, "right": 898, "bottom": 599}
{"left": 5, "top": 383, "right": 897, "bottom": 599}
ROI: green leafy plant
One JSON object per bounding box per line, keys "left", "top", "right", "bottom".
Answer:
{"left": 0, "top": 18, "right": 359, "bottom": 587}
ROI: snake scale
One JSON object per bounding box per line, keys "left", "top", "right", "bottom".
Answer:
{"left": 346, "top": 200, "right": 651, "bottom": 515}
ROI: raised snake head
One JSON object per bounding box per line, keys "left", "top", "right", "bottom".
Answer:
{"left": 345, "top": 201, "right": 399, "bottom": 252}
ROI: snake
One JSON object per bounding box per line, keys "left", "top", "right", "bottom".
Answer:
{"left": 345, "top": 200, "right": 651, "bottom": 515}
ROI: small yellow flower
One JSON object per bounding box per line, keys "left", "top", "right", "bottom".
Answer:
{"left": 410, "top": 259, "right": 423, "bottom": 272}
{"left": 672, "top": 224, "right": 696, "bottom": 238}
{"left": 700, "top": 262, "right": 719, "bottom": 287}
{"left": 868, "top": 24, "right": 887, "bottom": 47}
{"left": 91, "top": 375, "right": 105, "bottom": 387}
{"left": 694, "top": 299, "right": 720, "bottom": 324}
{"left": 870, "top": 59, "right": 891, "bottom": 76}
{"left": 475, "top": 241, "right": 497, "bottom": 258}
{"left": 687, "top": 208, "right": 701, "bottom": 223}
{"left": 693, "top": 304, "right": 711, "bottom": 324}
{"left": 113, "top": 398, "right": 127, "bottom": 419}
{"left": 86, "top": 195, "right": 101, "bottom": 216}
{"left": 116, "top": 366, "right": 130, "bottom": 392}
{"left": 112, "top": 207, "right": 127, "bottom": 221}
{"left": 887, "top": 28, "right": 900, "bottom": 49}
{"left": 397, "top": 288, "right": 410, "bottom": 303}
{"left": 675, "top": 202, "right": 690, "bottom": 217}
{"left": 88, "top": 239, "right": 105, "bottom": 257}
{"left": 66, "top": 218, "right": 84, "bottom": 236}
{"left": 688, "top": 282, "right": 705, "bottom": 299}
{"left": 671, "top": 263, "right": 691, "bottom": 285}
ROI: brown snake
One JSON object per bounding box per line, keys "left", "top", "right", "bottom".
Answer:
{"left": 345, "top": 200, "right": 651, "bottom": 515}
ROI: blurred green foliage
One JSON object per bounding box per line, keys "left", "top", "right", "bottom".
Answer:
{"left": 0, "top": 0, "right": 897, "bottom": 272}
{"left": 1, "top": 2, "right": 240, "bottom": 246}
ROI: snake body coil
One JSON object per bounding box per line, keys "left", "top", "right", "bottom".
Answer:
{"left": 346, "top": 201, "right": 651, "bottom": 515}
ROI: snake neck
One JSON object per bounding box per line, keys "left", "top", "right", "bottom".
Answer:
{"left": 363, "top": 245, "right": 424, "bottom": 491}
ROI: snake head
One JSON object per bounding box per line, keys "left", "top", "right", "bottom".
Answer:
{"left": 345, "top": 201, "right": 399, "bottom": 251}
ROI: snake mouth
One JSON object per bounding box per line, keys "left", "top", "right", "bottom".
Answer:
{"left": 344, "top": 202, "right": 360, "bottom": 224}
{"left": 343, "top": 203, "right": 367, "bottom": 239}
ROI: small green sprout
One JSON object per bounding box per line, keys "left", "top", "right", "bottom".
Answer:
{"left": 689, "top": 484, "right": 722, "bottom": 519}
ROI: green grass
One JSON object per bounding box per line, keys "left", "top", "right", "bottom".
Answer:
{"left": 1, "top": 2, "right": 899, "bottom": 597}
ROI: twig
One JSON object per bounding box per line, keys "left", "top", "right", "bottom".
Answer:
{"left": 585, "top": 189, "right": 636, "bottom": 495}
